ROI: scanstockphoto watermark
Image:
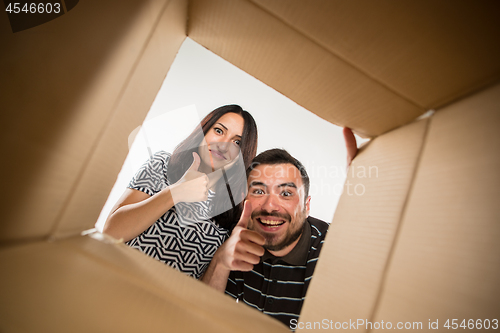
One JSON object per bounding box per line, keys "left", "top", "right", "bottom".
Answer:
{"left": 290, "top": 319, "right": 424, "bottom": 330}
{"left": 290, "top": 319, "right": 499, "bottom": 330}
{"left": 249, "top": 162, "right": 379, "bottom": 197}
{"left": 306, "top": 163, "right": 379, "bottom": 197}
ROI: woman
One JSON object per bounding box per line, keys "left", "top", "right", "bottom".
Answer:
{"left": 103, "top": 105, "right": 258, "bottom": 279}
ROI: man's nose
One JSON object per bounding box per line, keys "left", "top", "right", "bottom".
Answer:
{"left": 261, "top": 193, "right": 279, "bottom": 212}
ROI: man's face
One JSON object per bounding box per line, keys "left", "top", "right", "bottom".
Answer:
{"left": 246, "top": 163, "right": 311, "bottom": 255}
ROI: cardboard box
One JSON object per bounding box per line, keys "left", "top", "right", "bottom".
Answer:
{"left": 1, "top": 0, "right": 499, "bottom": 331}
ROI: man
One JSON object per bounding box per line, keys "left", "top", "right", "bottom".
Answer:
{"left": 202, "top": 129, "right": 358, "bottom": 328}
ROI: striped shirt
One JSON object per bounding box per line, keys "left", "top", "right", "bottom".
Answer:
{"left": 225, "top": 217, "right": 329, "bottom": 328}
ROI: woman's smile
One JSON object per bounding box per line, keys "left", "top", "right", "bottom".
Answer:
{"left": 209, "top": 148, "right": 227, "bottom": 160}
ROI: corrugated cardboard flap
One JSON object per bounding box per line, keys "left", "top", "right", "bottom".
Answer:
{"left": 0, "top": 234, "right": 290, "bottom": 332}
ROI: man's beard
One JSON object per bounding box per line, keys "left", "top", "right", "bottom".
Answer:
{"left": 264, "top": 221, "right": 305, "bottom": 252}
{"left": 251, "top": 209, "right": 307, "bottom": 252}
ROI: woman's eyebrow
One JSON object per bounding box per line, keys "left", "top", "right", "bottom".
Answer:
{"left": 217, "top": 122, "right": 242, "bottom": 138}
{"left": 216, "top": 122, "right": 228, "bottom": 131}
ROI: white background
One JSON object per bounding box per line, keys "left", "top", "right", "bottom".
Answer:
{"left": 95, "top": 38, "right": 364, "bottom": 231}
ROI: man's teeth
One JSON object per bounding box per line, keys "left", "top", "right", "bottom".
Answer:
{"left": 260, "top": 219, "right": 284, "bottom": 226}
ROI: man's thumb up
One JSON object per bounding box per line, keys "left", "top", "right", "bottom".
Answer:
{"left": 236, "top": 201, "right": 252, "bottom": 229}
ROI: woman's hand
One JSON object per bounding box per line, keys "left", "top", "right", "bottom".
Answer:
{"left": 104, "top": 152, "right": 211, "bottom": 242}
{"left": 170, "top": 152, "right": 210, "bottom": 203}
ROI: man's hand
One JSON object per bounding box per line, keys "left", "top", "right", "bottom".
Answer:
{"left": 343, "top": 127, "right": 358, "bottom": 167}
{"left": 217, "top": 201, "right": 265, "bottom": 271}
{"left": 201, "top": 201, "right": 265, "bottom": 291}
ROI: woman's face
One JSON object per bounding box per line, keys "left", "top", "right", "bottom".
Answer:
{"left": 198, "top": 112, "right": 245, "bottom": 173}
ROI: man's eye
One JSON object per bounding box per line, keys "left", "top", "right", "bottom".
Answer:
{"left": 281, "top": 191, "right": 293, "bottom": 197}
{"left": 252, "top": 189, "right": 264, "bottom": 195}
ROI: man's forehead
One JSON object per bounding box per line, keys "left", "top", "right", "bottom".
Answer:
{"left": 248, "top": 163, "right": 304, "bottom": 187}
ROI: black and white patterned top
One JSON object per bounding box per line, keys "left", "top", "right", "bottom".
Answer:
{"left": 126, "top": 151, "right": 229, "bottom": 279}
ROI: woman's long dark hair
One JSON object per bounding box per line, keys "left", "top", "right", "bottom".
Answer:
{"left": 167, "top": 105, "right": 258, "bottom": 229}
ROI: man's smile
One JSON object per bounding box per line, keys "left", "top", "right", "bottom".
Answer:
{"left": 253, "top": 211, "right": 291, "bottom": 232}
{"left": 257, "top": 217, "right": 285, "bottom": 227}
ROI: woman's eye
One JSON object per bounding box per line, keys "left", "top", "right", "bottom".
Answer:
{"left": 214, "top": 128, "right": 223, "bottom": 134}
{"left": 234, "top": 140, "right": 241, "bottom": 146}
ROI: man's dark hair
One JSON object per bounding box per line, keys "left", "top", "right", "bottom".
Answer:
{"left": 247, "top": 148, "right": 310, "bottom": 201}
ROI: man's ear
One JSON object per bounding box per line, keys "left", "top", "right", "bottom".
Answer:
{"left": 305, "top": 196, "right": 311, "bottom": 216}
